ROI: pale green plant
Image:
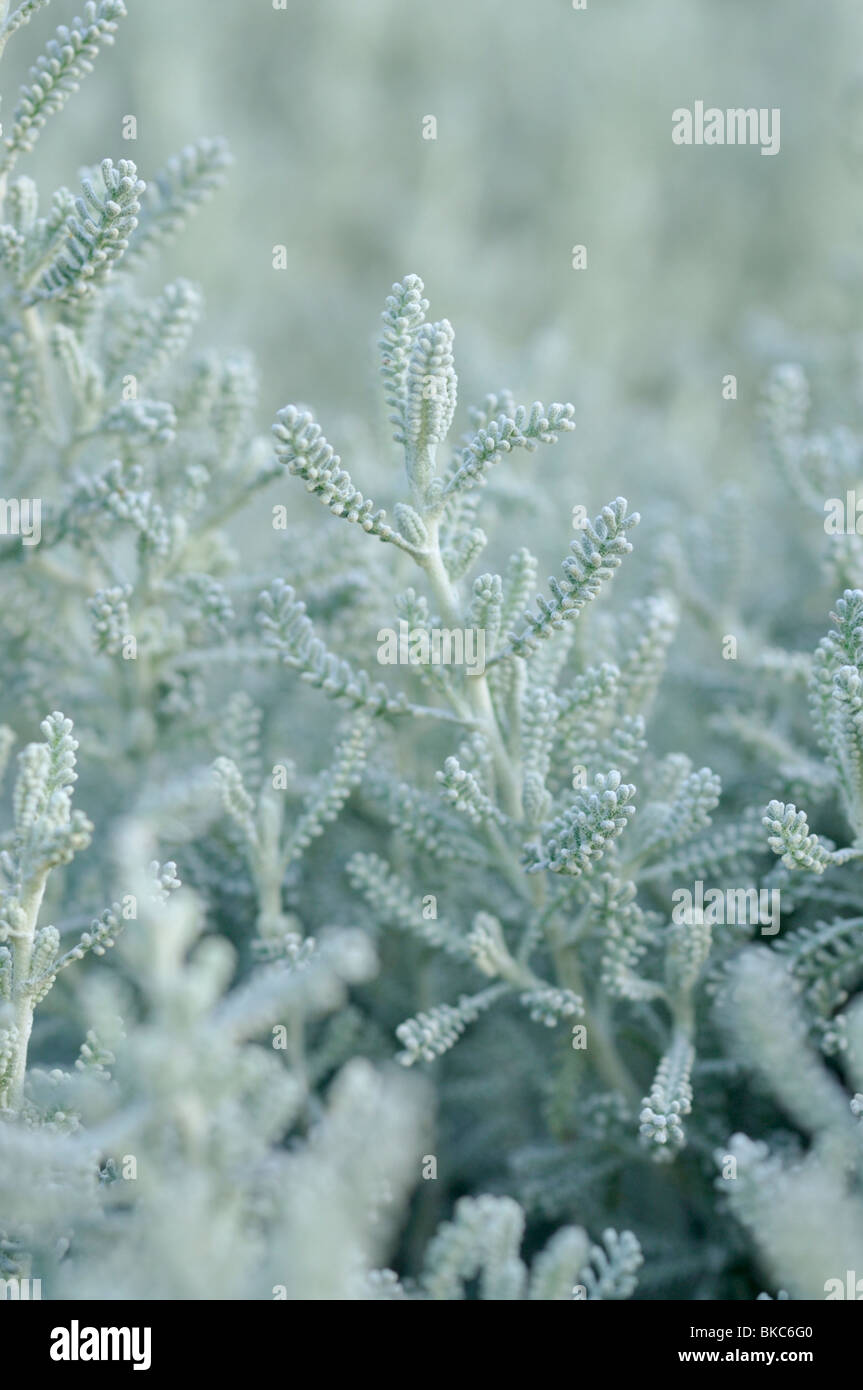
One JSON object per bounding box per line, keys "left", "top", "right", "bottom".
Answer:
{"left": 0, "top": 0, "right": 862, "bottom": 1306}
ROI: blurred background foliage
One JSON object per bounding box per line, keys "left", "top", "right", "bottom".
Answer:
{"left": 7, "top": 0, "right": 862, "bottom": 423}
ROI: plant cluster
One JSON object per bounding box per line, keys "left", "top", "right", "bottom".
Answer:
{"left": 0, "top": 0, "right": 861, "bottom": 1302}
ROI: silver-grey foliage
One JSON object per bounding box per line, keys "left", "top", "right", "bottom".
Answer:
{"left": 0, "top": 0, "right": 861, "bottom": 1304}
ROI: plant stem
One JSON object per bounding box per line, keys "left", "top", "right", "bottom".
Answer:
{"left": 547, "top": 925, "right": 640, "bottom": 1102}
{"left": 4, "top": 870, "right": 49, "bottom": 1110}
{"left": 419, "top": 518, "right": 523, "bottom": 819}
{"left": 416, "top": 504, "right": 639, "bottom": 1103}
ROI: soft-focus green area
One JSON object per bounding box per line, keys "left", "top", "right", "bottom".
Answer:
{"left": 10, "top": 0, "right": 863, "bottom": 419}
